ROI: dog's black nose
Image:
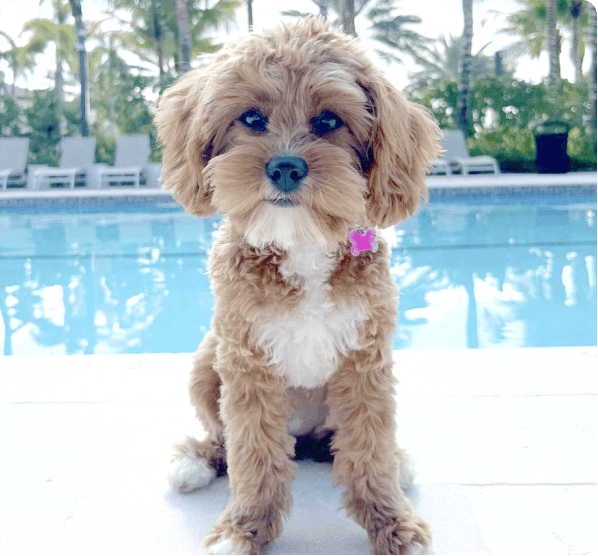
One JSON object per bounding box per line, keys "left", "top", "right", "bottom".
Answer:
{"left": 265, "top": 156, "right": 308, "bottom": 193}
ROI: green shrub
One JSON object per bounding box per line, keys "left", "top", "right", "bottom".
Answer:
{"left": 25, "top": 90, "right": 61, "bottom": 166}
{"left": 407, "top": 74, "right": 597, "bottom": 172}
{"left": 0, "top": 95, "right": 23, "bottom": 136}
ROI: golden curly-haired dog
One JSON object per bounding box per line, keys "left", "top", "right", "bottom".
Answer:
{"left": 155, "top": 17, "right": 441, "bottom": 555}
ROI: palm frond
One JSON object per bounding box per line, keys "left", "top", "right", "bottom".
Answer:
{"left": 280, "top": 10, "right": 317, "bottom": 18}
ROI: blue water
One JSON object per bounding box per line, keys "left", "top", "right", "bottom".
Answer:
{"left": 0, "top": 193, "right": 595, "bottom": 356}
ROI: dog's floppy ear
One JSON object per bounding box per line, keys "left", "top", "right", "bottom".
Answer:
{"left": 363, "top": 74, "right": 441, "bottom": 228}
{"left": 155, "top": 69, "right": 216, "bottom": 217}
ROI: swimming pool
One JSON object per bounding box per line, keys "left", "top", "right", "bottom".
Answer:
{"left": 0, "top": 187, "right": 595, "bottom": 356}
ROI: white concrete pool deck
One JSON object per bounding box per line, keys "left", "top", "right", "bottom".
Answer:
{"left": 1, "top": 347, "right": 596, "bottom": 555}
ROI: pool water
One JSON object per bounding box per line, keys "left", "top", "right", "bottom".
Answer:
{"left": 0, "top": 193, "right": 596, "bottom": 356}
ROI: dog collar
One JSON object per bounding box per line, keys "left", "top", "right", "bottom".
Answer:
{"left": 349, "top": 228, "right": 378, "bottom": 256}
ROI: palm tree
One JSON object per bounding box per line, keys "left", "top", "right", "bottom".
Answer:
{"left": 21, "top": 0, "right": 78, "bottom": 133}
{"left": 86, "top": 26, "right": 142, "bottom": 129}
{"left": 570, "top": 1, "right": 584, "bottom": 82}
{"left": 108, "top": 0, "right": 239, "bottom": 88}
{"left": 458, "top": 0, "right": 473, "bottom": 135}
{"left": 367, "top": 0, "right": 428, "bottom": 65}
{"left": 498, "top": 0, "right": 591, "bottom": 82}
{"left": 84, "top": 21, "right": 156, "bottom": 157}
{"left": 284, "top": 0, "right": 374, "bottom": 29}
{"left": 150, "top": 0, "right": 166, "bottom": 84}
{"left": 0, "top": 31, "right": 37, "bottom": 97}
{"left": 282, "top": 0, "right": 427, "bottom": 67}
{"left": 188, "top": 0, "right": 239, "bottom": 56}
{"left": 68, "top": 0, "right": 88, "bottom": 135}
{"left": 341, "top": 0, "right": 356, "bottom": 35}
{"left": 107, "top": 0, "right": 175, "bottom": 90}
{"left": 547, "top": 0, "right": 559, "bottom": 101}
{"left": 315, "top": 0, "right": 329, "bottom": 18}
{"left": 588, "top": 1, "right": 597, "bottom": 151}
{"left": 247, "top": 0, "right": 253, "bottom": 31}
{"left": 410, "top": 34, "right": 494, "bottom": 85}
{"left": 175, "top": 0, "right": 192, "bottom": 73}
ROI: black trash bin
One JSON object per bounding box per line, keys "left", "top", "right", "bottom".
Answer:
{"left": 534, "top": 120, "right": 570, "bottom": 173}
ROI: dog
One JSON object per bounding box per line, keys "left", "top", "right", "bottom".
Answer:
{"left": 154, "top": 17, "right": 440, "bottom": 555}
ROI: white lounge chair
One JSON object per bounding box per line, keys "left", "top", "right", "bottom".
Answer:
{"left": 433, "top": 129, "right": 500, "bottom": 175}
{"left": 0, "top": 137, "right": 30, "bottom": 189}
{"left": 32, "top": 137, "right": 96, "bottom": 189}
{"left": 95, "top": 135, "right": 150, "bottom": 188}
{"left": 429, "top": 158, "right": 451, "bottom": 175}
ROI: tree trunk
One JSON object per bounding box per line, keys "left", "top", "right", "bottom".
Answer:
{"left": 8, "top": 65, "right": 16, "bottom": 96}
{"left": 175, "top": 0, "right": 192, "bottom": 74}
{"left": 546, "top": 0, "right": 559, "bottom": 106}
{"left": 69, "top": 0, "right": 88, "bottom": 136}
{"left": 55, "top": 49, "right": 66, "bottom": 135}
{"left": 316, "top": 0, "right": 329, "bottom": 18}
{"left": 151, "top": 0, "right": 165, "bottom": 90}
{"left": 458, "top": 0, "right": 473, "bottom": 136}
{"left": 340, "top": 0, "right": 356, "bottom": 36}
{"left": 247, "top": 0, "right": 253, "bottom": 32}
{"left": 570, "top": 1, "right": 583, "bottom": 83}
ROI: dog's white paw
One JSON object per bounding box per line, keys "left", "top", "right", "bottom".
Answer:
{"left": 409, "top": 541, "right": 428, "bottom": 555}
{"left": 167, "top": 456, "right": 216, "bottom": 493}
{"left": 206, "top": 537, "right": 246, "bottom": 555}
{"left": 399, "top": 458, "right": 416, "bottom": 490}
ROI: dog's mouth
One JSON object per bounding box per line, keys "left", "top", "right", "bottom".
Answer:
{"left": 269, "top": 198, "right": 297, "bottom": 207}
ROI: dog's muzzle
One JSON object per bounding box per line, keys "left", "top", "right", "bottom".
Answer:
{"left": 266, "top": 156, "right": 308, "bottom": 194}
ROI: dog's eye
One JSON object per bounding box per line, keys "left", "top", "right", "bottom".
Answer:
{"left": 311, "top": 111, "right": 344, "bottom": 136}
{"left": 239, "top": 109, "right": 268, "bottom": 132}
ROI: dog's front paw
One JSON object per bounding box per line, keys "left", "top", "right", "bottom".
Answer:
{"left": 371, "top": 513, "right": 431, "bottom": 555}
{"left": 204, "top": 524, "right": 263, "bottom": 555}
{"left": 167, "top": 455, "right": 216, "bottom": 493}
{"left": 205, "top": 536, "right": 248, "bottom": 555}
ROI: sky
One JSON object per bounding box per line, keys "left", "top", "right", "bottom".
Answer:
{"left": 0, "top": 0, "right": 590, "bottom": 93}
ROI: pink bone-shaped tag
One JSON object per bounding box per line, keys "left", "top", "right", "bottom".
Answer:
{"left": 349, "top": 228, "right": 378, "bottom": 257}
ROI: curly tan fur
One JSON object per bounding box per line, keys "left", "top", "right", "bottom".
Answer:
{"left": 155, "top": 17, "right": 440, "bottom": 555}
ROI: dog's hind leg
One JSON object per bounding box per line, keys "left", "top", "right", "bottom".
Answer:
{"left": 168, "top": 331, "right": 226, "bottom": 493}
{"left": 396, "top": 447, "right": 417, "bottom": 491}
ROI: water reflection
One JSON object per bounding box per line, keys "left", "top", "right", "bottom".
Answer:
{"left": 391, "top": 200, "right": 597, "bottom": 349}
{"left": 0, "top": 197, "right": 596, "bottom": 356}
{"left": 0, "top": 212, "right": 215, "bottom": 355}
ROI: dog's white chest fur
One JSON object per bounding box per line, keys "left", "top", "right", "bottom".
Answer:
{"left": 257, "top": 244, "right": 366, "bottom": 389}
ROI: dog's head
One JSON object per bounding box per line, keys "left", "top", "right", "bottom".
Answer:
{"left": 155, "top": 17, "right": 440, "bottom": 251}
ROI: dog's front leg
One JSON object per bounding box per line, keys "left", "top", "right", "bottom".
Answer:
{"left": 203, "top": 359, "right": 295, "bottom": 555}
{"left": 327, "top": 350, "right": 431, "bottom": 555}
